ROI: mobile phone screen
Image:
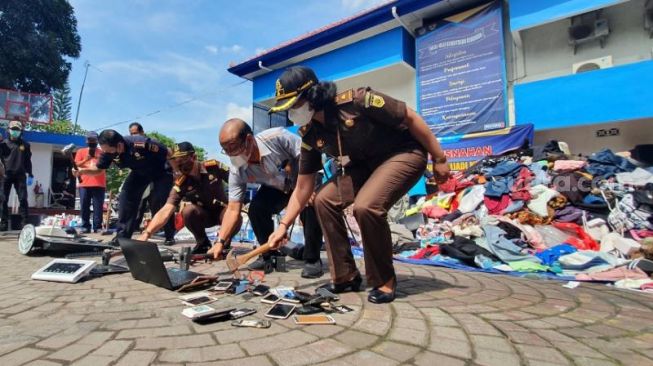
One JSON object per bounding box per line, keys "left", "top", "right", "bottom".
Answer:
{"left": 186, "top": 296, "right": 212, "bottom": 305}
{"left": 266, "top": 303, "right": 295, "bottom": 318}
{"left": 261, "top": 294, "right": 279, "bottom": 303}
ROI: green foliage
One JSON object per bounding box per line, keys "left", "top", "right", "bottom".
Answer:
{"left": 105, "top": 166, "right": 128, "bottom": 194}
{"left": 52, "top": 82, "right": 73, "bottom": 121}
{"left": 32, "top": 119, "right": 85, "bottom": 135}
{"left": 148, "top": 130, "right": 207, "bottom": 160}
{"left": 0, "top": 0, "right": 82, "bottom": 93}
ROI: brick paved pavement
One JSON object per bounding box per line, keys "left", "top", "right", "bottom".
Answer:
{"left": 0, "top": 234, "right": 652, "bottom": 366}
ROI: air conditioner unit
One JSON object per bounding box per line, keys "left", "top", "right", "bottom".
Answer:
{"left": 568, "top": 11, "right": 610, "bottom": 54}
{"left": 572, "top": 56, "right": 613, "bottom": 74}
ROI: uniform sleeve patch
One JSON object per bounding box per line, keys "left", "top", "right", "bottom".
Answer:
{"left": 335, "top": 89, "right": 354, "bottom": 105}
{"left": 204, "top": 159, "right": 218, "bottom": 167}
{"left": 301, "top": 142, "right": 313, "bottom": 151}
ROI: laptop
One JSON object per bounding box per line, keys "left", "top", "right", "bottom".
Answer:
{"left": 119, "top": 238, "right": 202, "bottom": 290}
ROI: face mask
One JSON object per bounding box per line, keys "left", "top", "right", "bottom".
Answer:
{"left": 9, "top": 130, "right": 21, "bottom": 139}
{"left": 229, "top": 154, "right": 248, "bottom": 169}
{"left": 288, "top": 102, "right": 314, "bottom": 126}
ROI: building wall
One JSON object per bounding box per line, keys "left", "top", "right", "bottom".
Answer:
{"left": 515, "top": 0, "right": 653, "bottom": 83}
{"left": 7, "top": 143, "right": 53, "bottom": 209}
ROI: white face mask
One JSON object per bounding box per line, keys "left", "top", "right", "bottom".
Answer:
{"left": 288, "top": 102, "right": 314, "bottom": 126}
{"left": 229, "top": 154, "right": 248, "bottom": 169}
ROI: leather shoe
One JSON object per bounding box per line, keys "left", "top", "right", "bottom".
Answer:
{"left": 319, "top": 273, "right": 362, "bottom": 294}
{"left": 248, "top": 256, "right": 274, "bottom": 274}
{"left": 163, "top": 238, "right": 176, "bottom": 246}
{"left": 190, "top": 242, "right": 211, "bottom": 254}
{"left": 301, "top": 260, "right": 324, "bottom": 279}
{"left": 367, "top": 277, "right": 397, "bottom": 304}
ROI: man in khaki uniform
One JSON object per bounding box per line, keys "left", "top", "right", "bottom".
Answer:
{"left": 138, "top": 142, "right": 235, "bottom": 254}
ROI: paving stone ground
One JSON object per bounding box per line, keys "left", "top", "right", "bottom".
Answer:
{"left": 1, "top": 234, "right": 652, "bottom": 366}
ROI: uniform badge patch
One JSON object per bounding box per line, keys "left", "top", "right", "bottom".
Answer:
{"left": 19, "top": 145, "right": 25, "bottom": 151}
{"left": 344, "top": 119, "right": 355, "bottom": 128}
{"left": 371, "top": 94, "right": 385, "bottom": 108}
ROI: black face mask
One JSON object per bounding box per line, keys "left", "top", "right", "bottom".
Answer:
{"left": 88, "top": 143, "right": 97, "bottom": 157}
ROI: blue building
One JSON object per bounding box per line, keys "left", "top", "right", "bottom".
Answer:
{"left": 228, "top": 0, "right": 653, "bottom": 156}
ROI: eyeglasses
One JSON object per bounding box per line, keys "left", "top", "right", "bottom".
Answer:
{"left": 221, "top": 138, "right": 249, "bottom": 156}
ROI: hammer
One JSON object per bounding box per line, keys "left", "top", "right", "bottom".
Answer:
{"left": 225, "top": 243, "right": 273, "bottom": 277}
{"left": 62, "top": 143, "right": 82, "bottom": 183}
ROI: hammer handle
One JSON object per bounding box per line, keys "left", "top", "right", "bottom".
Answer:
{"left": 237, "top": 243, "right": 272, "bottom": 267}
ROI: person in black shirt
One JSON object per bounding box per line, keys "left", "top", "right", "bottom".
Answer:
{"left": 75, "top": 129, "right": 172, "bottom": 241}
{"left": 0, "top": 120, "right": 33, "bottom": 230}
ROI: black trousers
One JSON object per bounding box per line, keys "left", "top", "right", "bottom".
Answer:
{"left": 248, "top": 185, "right": 322, "bottom": 262}
{"left": 1, "top": 172, "right": 28, "bottom": 223}
{"left": 131, "top": 183, "right": 175, "bottom": 240}
{"left": 117, "top": 172, "right": 174, "bottom": 239}
{"left": 80, "top": 187, "right": 105, "bottom": 231}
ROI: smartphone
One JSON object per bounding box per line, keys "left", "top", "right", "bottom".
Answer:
{"left": 333, "top": 305, "right": 354, "bottom": 313}
{"left": 231, "top": 319, "right": 271, "bottom": 328}
{"left": 229, "top": 308, "right": 256, "bottom": 319}
{"left": 252, "top": 284, "right": 270, "bottom": 296}
{"left": 293, "top": 314, "right": 336, "bottom": 325}
{"left": 279, "top": 291, "right": 301, "bottom": 304}
{"left": 315, "top": 287, "right": 339, "bottom": 301}
{"left": 265, "top": 303, "right": 296, "bottom": 319}
{"left": 213, "top": 281, "right": 233, "bottom": 292}
{"left": 261, "top": 293, "right": 280, "bottom": 304}
{"left": 179, "top": 292, "right": 215, "bottom": 306}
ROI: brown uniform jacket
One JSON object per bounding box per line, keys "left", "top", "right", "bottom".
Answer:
{"left": 166, "top": 160, "right": 229, "bottom": 211}
{"left": 299, "top": 87, "right": 423, "bottom": 175}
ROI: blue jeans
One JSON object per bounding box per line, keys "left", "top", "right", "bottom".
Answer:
{"left": 80, "top": 187, "right": 105, "bottom": 231}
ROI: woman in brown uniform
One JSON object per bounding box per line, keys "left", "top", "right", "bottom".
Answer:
{"left": 268, "top": 66, "right": 449, "bottom": 303}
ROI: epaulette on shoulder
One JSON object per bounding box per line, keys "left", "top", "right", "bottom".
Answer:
{"left": 335, "top": 89, "right": 354, "bottom": 106}
{"left": 204, "top": 159, "right": 218, "bottom": 167}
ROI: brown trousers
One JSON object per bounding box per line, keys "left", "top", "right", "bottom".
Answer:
{"left": 313, "top": 148, "right": 427, "bottom": 288}
{"left": 181, "top": 204, "right": 240, "bottom": 245}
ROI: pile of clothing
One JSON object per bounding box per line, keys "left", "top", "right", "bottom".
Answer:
{"left": 389, "top": 143, "right": 653, "bottom": 291}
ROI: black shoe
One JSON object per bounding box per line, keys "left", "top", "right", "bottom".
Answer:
{"left": 319, "top": 273, "right": 362, "bottom": 294}
{"left": 190, "top": 242, "right": 211, "bottom": 254}
{"left": 80, "top": 227, "right": 91, "bottom": 234}
{"left": 248, "top": 256, "right": 274, "bottom": 274}
{"left": 163, "top": 238, "right": 176, "bottom": 246}
{"left": 367, "top": 277, "right": 396, "bottom": 304}
{"left": 0, "top": 223, "right": 7, "bottom": 232}
{"left": 301, "top": 260, "right": 324, "bottom": 279}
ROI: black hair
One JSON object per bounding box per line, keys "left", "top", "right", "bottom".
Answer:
{"left": 129, "top": 122, "right": 144, "bottom": 133}
{"left": 98, "top": 129, "right": 124, "bottom": 147}
{"left": 238, "top": 121, "right": 253, "bottom": 140}
{"left": 304, "top": 81, "right": 338, "bottom": 112}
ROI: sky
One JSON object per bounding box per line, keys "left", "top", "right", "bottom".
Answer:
{"left": 67, "top": 0, "right": 387, "bottom": 161}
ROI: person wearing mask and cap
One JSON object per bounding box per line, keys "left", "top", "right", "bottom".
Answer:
{"left": 267, "top": 66, "right": 450, "bottom": 304}
{"left": 0, "top": 120, "right": 33, "bottom": 230}
{"left": 74, "top": 131, "right": 106, "bottom": 233}
{"left": 215, "top": 119, "right": 325, "bottom": 277}
{"left": 137, "top": 142, "right": 234, "bottom": 254}
{"left": 74, "top": 129, "right": 172, "bottom": 243}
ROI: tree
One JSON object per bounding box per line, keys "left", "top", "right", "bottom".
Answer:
{"left": 32, "top": 119, "right": 85, "bottom": 135}
{"left": 52, "top": 82, "right": 73, "bottom": 121}
{"left": 0, "top": 0, "right": 82, "bottom": 93}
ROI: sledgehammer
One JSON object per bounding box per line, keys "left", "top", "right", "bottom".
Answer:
{"left": 225, "top": 243, "right": 273, "bottom": 277}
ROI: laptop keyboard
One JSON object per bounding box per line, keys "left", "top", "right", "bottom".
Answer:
{"left": 167, "top": 269, "right": 199, "bottom": 287}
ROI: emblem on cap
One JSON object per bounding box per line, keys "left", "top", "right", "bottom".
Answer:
{"left": 317, "top": 139, "right": 325, "bottom": 148}
{"left": 344, "top": 119, "right": 355, "bottom": 128}
{"left": 371, "top": 94, "right": 385, "bottom": 108}
{"left": 275, "top": 79, "right": 284, "bottom": 97}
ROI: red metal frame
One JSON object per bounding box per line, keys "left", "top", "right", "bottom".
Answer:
{"left": 0, "top": 88, "right": 53, "bottom": 124}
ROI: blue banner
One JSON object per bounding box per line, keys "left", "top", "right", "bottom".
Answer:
{"left": 416, "top": 1, "right": 507, "bottom": 136}
{"left": 439, "top": 124, "right": 534, "bottom": 172}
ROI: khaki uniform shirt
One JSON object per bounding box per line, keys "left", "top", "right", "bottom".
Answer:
{"left": 299, "top": 87, "right": 423, "bottom": 174}
{"left": 166, "top": 160, "right": 229, "bottom": 211}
